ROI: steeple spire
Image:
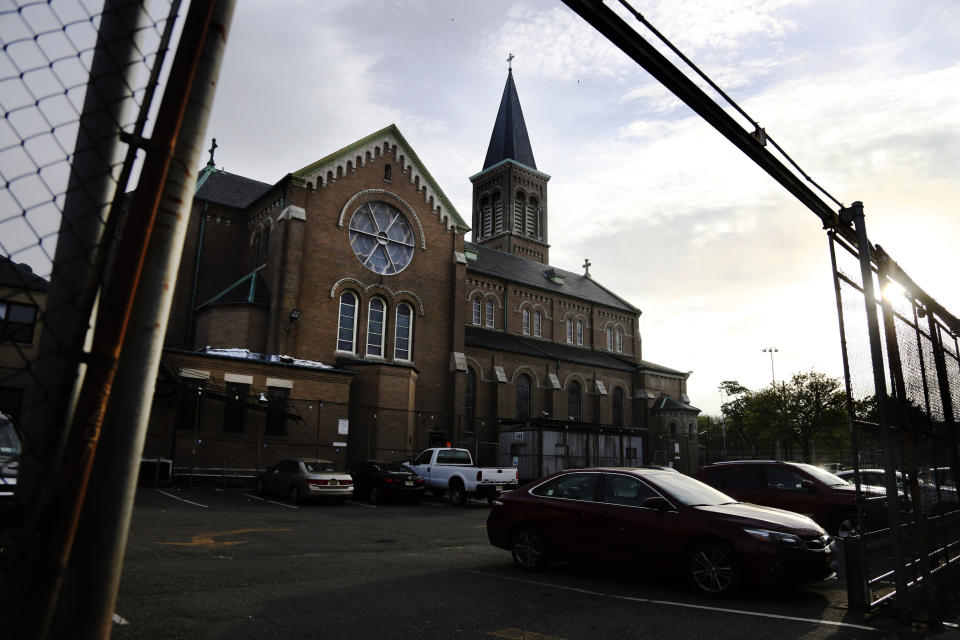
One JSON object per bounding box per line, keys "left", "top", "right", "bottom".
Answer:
{"left": 482, "top": 67, "right": 536, "bottom": 171}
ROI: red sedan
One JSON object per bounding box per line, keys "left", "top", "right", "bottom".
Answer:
{"left": 486, "top": 467, "right": 835, "bottom": 596}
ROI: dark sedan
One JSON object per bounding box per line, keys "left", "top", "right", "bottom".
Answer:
{"left": 487, "top": 467, "right": 835, "bottom": 596}
{"left": 350, "top": 460, "right": 425, "bottom": 504}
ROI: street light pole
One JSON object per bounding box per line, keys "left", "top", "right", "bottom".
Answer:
{"left": 718, "top": 386, "right": 727, "bottom": 461}
{"left": 762, "top": 347, "right": 780, "bottom": 460}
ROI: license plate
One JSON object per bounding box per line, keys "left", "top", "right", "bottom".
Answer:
{"left": 404, "top": 481, "right": 413, "bottom": 486}
{"left": 329, "top": 480, "right": 338, "bottom": 485}
{"left": 495, "top": 485, "right": 503, "bottom": 491}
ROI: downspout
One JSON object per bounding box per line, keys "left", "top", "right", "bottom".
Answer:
{"left": 185, "top": 201, "right": 207, "bottom": 348}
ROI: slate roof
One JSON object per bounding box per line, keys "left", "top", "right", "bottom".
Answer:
{"left": 0, "top": 255, "right": 48, "bottom": 292}
{"left": 465, "top": 242, "right": 637, "bottom": 313}
{"left": 196, "top": 270, "right": 271, "bottom": 310}
{"left": 194, "top": 167, "right": 273, "bottom": 209}
{"left": 466, "top": 326, "right": 636, "bottom": 372}
{"left": 482, "top": 70, "right": 537, "bottom": 171}
{"left": 635, "top": 359, "right": 689, "bottom": 377}
{"left": 653, "top": 395, "right": 701, "bottom": 413}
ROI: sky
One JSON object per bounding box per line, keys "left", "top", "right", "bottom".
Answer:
{"left": 4, "top": 0, "right": 959, "bottom": 416}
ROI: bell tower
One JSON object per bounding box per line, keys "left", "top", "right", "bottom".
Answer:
{"left": 470, "top": 66, "right": 551, "bottom": 264}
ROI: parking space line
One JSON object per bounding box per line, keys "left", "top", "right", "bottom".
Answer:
{"left": 467, "top": 570, "right": 881, "bottom": 633}
{"left": 347, "top": 500, "right": 377, "bottom": 508}
{"left": 155, "top": 489, "right": 208, "bottom": 508}
{"left": 241, "top": 492, "right": 298, "bottom": 509}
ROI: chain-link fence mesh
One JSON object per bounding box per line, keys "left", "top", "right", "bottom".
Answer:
{"left": 1, "top": 0, "right": 179, "bottom": 493}
{"left": 830, "top": 230, "right": 960, "bottom": 619}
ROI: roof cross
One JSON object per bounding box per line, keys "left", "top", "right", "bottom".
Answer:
{"left": 507, "top": 53, "right": 514, "bottom": 71}
{"left": 583, "top": 258, "right": 591, "bottom": 278}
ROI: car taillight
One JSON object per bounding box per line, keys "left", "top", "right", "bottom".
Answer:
{"left": 308, "top": 479, "right": 328, "bottom": 487}
{"left": 384, "top": 477, "right": 397, "bottom": 484}
{"left": 341, "top": 479, "right": 352, "bottom": 485}
{"left": 415, "top": 477, "right": 424, "bottom": 484}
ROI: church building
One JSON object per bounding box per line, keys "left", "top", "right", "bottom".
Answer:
{"left": 146, "top": 70, "right": 700, "bottom": 480}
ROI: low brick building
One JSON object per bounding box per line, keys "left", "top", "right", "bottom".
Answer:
{"left": 149, "top": 70, "right": 699, "bottom": 475}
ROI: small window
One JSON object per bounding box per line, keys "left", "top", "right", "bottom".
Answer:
{"left": 576, "top": 320, "right": 583, "bottom": 346}
{"left": 616, "top": 328, "right": 623, "bottom": 353}
{"left": 337, "top": 292, "right": 357, "bottom": 352}
{"left": 565, "top": 318, "right": 573, "bottom": 344}
{"left": 531, "top": 472, "right": 599, "bottom": 501}
{"left": 0, "top": 301, "right": 38, "bottom": 344}
{"left": 472, "top": 297, "right": 481, "bottom": 325}
{"left": 612, "top": 387, "right": 624, "bottom": 427}
{"left": 606, "top": 326, "right": 613, "bottom": 350}
{"left": 517, "top": 374, "right": 531, "bottom": 420}
{"left": 485, "top": 299, "right": 495, "bottom": 328}
{"left": 384, "top": 163, "right": 392, "bottom": 181}
{"left": 395, "top": 303, "right": 412, "bottom": 361}
{"left": 567, "top": 381, "right": 582, "bottom": 422}
{"left": 533, "top": 311, "right": 542, "bottom": 337}
{"left": 366, "top": 298, "right": 385, "bottom": 357}
{"left": 521, "top": 308, "right": 530, "bottom": 335}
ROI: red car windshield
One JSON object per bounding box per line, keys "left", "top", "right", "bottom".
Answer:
{"left": 648, "top": 472, "right": 736, "bottom": 507}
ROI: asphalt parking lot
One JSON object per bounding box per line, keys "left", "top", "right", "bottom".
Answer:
{"left": 111, "top": 487, "right": 958, "bottom": 639}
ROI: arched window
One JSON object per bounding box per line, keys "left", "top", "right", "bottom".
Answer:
{"left": 567, "top": 381, "right": 582, "bottom": 422}
{"left": 513, "top": 191, "right": 526, "bottom": 234}
{"left": 534, "top": 311, "right": 542, "bottom": 337}
{"left": 517, "top": 373, "right": 531, "bottom": 420}
{"left": 384, "top": 163, "right": 392, "bottom": 181}
{"left": 606, "top": 326, "right": 613, "bottom": 350}
{"left": 492, "top": 192, "right": 503, "bottom": 232}
{"left": 337, "top": 292, "right": 357, "bottom": 352}
{"left": 366, "top": 298, "right": 385, "bottom": 357}
{"left": 395, "top": 302, "right": 412, "bottom": 361}
{"left": 262, "top": 226, "right": 270, "bottom": 263}
{"left": 566, "top": 318, "right": 574, "bottom": 343}
{"left": 526, "top": 197, "right": 539, "bottom": 238}
{"left": 253, "top": 233, "right": 261, "bottom": 268}
{"left": 615, "top": 328, "right": 623, "bottom": 353}
{"left": 480, "top": 196, "right": 492, "bottom": 238}
{"left": 485, "top": 299, "right": 494, "bottom": 328}
{"left": 521, "top": 308, "right": 530, "bottom": 335}
{"left": 576, "top": 320, "right": 584, "bottom": 345}
{"left": 472, "top": 297, "right": 481, "bottom": 325}
{"left": 465, "top": 367, "right": 476, "bottom": 426}
{"left": 612, "top": 387, "right": 624, "bottom": 426}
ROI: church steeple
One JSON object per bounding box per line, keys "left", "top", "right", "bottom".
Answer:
{"left": 483, "top": 69, "right": 537, "bottom": 171}
{"left": 471, "top": 66, "right": 551, "bottom": 264}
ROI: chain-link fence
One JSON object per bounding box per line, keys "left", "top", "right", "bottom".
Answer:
{"left": 830, "top": 221, "right": 960, "bottom": 623}
{"left": 1, "top": 1, "right": 236, "bottom": 637}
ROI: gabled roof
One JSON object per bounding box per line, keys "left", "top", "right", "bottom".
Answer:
{"left": 653, "top": 395, "right": 701, "bottom": 413}
{"left": 194, "top": 167, "right": 273, "bottom": 209}
{"left": 465, "top": 242, "right": 638, "bottom": 313}
{"left": 482, "top": 70, "right": 536, "bottom": 171}
{"left": 196, "top": 269, "right": 271, "bottom": 310}
{"left": 292, "top": 124, "right": 468, "bottom": 233}
{"left": 0, "top": 255, "right": 48, "bottom": 292}
{"left": 465, "top": 326, "right": 636, "bottom": 372}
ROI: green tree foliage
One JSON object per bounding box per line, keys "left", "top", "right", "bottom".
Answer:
{"left": 719, "top": 372, "right": 849, "bottom": 462}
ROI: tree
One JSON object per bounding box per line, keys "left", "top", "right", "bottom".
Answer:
{"left": 783, "top": 371, "right": 847, "bottom": 462}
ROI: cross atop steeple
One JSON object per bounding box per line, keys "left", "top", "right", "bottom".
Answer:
{"left": 507, "top": 52, "right": 514, "bottom": 71}
{"left": 583, "top": 258, "right": 592, "bottom": 278}
{"left": 207, "top": 138, "right": 218, "bottom": 167}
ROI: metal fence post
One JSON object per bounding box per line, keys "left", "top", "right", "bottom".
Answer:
{"left": 839, "top": 201, "right": 909, "bottom": 621}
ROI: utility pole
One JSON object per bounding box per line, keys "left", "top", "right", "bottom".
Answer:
{"left": 762, "top": 347, "right": 781, "bottom": 459}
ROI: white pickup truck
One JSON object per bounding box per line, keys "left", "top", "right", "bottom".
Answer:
{"left": 405, "top": 447, "right": 518, "bottom": 505}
